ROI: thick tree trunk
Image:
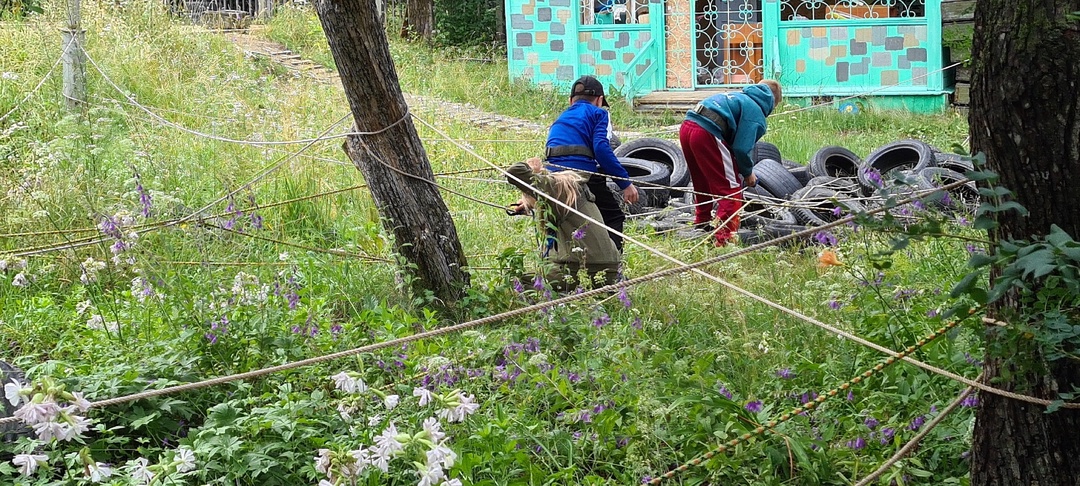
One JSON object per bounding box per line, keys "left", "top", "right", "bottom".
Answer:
{"left": 494, "top": 0, "right": 506, "bottom": 47}
{"left": 314, "top": 0, "right": 469, "bottom": 303}
{"left": 401, "top": 0, "right": 434, "bottom": 41}
{"left": 969, "top": 1, "right": 1080, "bottom": 484}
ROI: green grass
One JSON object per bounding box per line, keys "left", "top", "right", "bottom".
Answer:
{"left": 0, "top": 2, "right": 982, "bottom": 485}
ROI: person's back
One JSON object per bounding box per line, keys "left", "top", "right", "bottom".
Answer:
{"left": 544, "top": 75, "right": 639, "bottom": 253}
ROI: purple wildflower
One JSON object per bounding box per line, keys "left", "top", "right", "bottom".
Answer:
{"left": 718, "top": 385, "right": 733, "bottom": 400}
{"left": 330, "top": 323, "right": 343, "bottom": 337}
{"left": 566, "top": 372, "right": 581, "bottom": 383}
{"left": 964, "top": 352, "right": 983, "bottom": 367}
{"left": 926, "top": 308, "right": 938, "bottom": 318}
{"left": 572, "top": 224, "right": 588, "bottom": 240}
{"left": 205, "top": 333, "right": 217, "bottom": 344}
{"left": 909, "top": 415, "right": 926, "bottom": 431}
{"left": 831, "top": 206, "right": 842, "bottom": 217}
{"left": 814, "top": 230, "right": 838, "bottom": 246}
{"left": 880, "top": 427, "right": 895, "bottom": 444}
{"left": 533, "top": 274, "right": 544, "bottom": 290}
{"left": 642, "top": 476, "right": 653, "bottom": 484}
{"left": 864, "top": 167, "right": 883, "bottom": 188}
{"left": 631, "top": 317, "right": 643, "bottom": 330}
{"left": 775, "top": 368, "right": 794, "bottom": 379}
{"left": 593, "top": 314, "right": 610, "bottom": 328}
{"left": 847, "top": 390, "right": 855, "bottom": 401}
{"left": 745, "top": 400, "right": 763, "bottom": 413}
{"left": 941, "top": 193, "right": 953, "bottom": 207}
{"left": 958, "top": 216, "right": 970, "bottom": 226}
{"left": 617, "top": 287, "right": 632, "bottom": 308}
{"left": 828, "top": 299, "right": 842, "bottom": 310}
{"left": 512, "top": 278, "right": 524, "bottom": 293}
{"left": 578, "top": 411, "right": 593, "bottom": 423}
{"left": 617, "top": 437, "right": 629, "bottom": 448}
{"left": 864, "top": 417, "right": 879, "bottom": 429}
{"left": 136, "top": 181, "right": 153, "bottom": 218}
{"left": 846, "top": 437, "right": 867, "bottom": 450}
{"left": 250, "top": 213, "right": 263, "bottom": 230}
{"left": 961, "top": 395, "right": 979, "bottom": 407}
{"left": 913, "top": 200, "right": 926, "bottom": 211}
{"left": 99, "top": 215, "right": 123, "bottom": 239}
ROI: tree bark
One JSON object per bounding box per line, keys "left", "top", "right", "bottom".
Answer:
{"left": 969, "top": 1, "right": 1080, "bottom": 484}
{"left": 401, "top": 0, "right": 434, "bottom": 41}
{"left": 314, "top": 0, "right": 469, "bottom": 303}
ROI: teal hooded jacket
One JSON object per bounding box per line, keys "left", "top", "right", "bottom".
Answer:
{"left": 684, "top": 83, "right": 775, "bottom": 178}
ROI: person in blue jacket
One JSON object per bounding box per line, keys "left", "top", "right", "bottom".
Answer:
{"left": 679, "top": 80, "right": 782, "bottom": 246}
{"left": 544, "top": 75, "right": 639, "bottom": 253}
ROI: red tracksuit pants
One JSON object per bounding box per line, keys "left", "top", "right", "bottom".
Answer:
{"left": 679, "top": 120, "right": 744, "bottom": 246}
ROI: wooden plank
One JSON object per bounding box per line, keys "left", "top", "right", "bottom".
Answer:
{"left": 941, "top": 0, "right": 975, "bottom": 22}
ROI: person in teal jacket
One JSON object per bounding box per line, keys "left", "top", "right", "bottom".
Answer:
{"left": 679, "top": 80, "right": 782, "bottom": 246}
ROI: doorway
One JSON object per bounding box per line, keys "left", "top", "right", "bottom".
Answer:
{"left": 693, "top": 0, "right": 764, "bottom": 87}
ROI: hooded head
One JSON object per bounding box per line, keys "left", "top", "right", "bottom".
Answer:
{"left": 742, "top": 82, "right": 781, "bottom": 117}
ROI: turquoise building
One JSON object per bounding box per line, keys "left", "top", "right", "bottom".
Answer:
{"left": 505, "top": 0, "right": 950, "bottom": 112}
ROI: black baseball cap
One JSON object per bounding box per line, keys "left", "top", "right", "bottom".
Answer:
{"left": 570, "top": 75, "right": 609, "bottom": 107}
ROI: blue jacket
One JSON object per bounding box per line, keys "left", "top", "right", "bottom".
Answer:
{"left": 545, "top": 100, "right": 631, "bottom": 190}
{"left": 685, "top": 83, "right": 775, "bottom": 178}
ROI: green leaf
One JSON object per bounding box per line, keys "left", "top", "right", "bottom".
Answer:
{"left": 1046, "top": 400, "right": 1064, "bottom": 413}
{"left": 1014, "top": 249, "right": 1056, "bottom": 279}
{"left": 129, "top": 411, "right": 161, "bottom": 430}
{"left": 968, "top": 253, "right": 996, "bottom": 268}
{"left": 951, "top": 272, "right": 981, "bottom": 298}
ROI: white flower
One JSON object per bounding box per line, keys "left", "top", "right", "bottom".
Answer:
{"left": 32, "top": 421, "right": 67, "bottom": 441}
{"left": 175, "top": 447, "right": 196, "bottom": 472}
{"left": 437, "top": 393, "right": 480, "bottom": 423}
{"left": 422, "top": 417, "right": 445, "bottom": 443}
{"left": 4, "top": 379, "right": 23, "bottom": 407}
{"left": 86, "top": 314, "right": 105, "bottom": 329}
{"left": 12, "top": 453, "right": 47, "bottom": 476}
{"left": 318, "top": 481, "right": 333, "bottom": 486}
{"left": 417, "top": 461, "right": 445, "bottom": 486}
{"left": 14, "top": 400, "right": 61, "bottom": 424}
{"left": 70, "top": 392, "right": 92, "bottom": 412}
{"left": 75, "top": 300, "right": 93, "bottom": 315}
{"left": 87, "top": 462, "right": 113, "bottom": 482}
{"left": 331, "top": 372, "right": 366, "bottom": 394}
{"left": 11, "top": 272, "right": 29, "bottom": 287}
{"left": 413, "top": 387, "right": 434, "bottom": 406}
{"left": 373, "top": 422, "right": 404, "bottom": 459}
{"left": 383, "top": 394, "right": 399, "bottom": 411}
{"left": 127, "top": 457, "right": 155, "bottom": 484}
{"left": 367, "top": 414, "right": 382, "bottom": 427}
{"left": 440, "top": 480, "right": 463, "bottom": 486}
{"left": 279, "top": 252, "right": 290, "bottom": 261}
{"left": 343, "top": 447, "right": 370, "bottom": 478}
{"left": 337, "top": 403, "right": 353, "bottom": 421}
{"left": 426, "top": 442, "right": 457, "bottom": 469}
{"left": 314, "top": 448, "right": 332, "bottom": 475}
{"left": 369, "top": 450, "right": 390, "bottom": 473}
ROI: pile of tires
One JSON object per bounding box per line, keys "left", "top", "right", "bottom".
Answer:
{"left": 630, "top": 138, "right": 979, "bottom": 246}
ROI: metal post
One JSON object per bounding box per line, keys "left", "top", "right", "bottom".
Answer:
{"left": 62, "top": 0, "right": 86, "bottom": 111}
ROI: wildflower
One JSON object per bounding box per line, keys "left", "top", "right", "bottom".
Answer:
{"left": 961, "top": 395, "right": 979, "bottom": 408}
{"left": 593, "top": 314, "right": 610, "bottom": 328}
{"left": 927, "top": 308, "right": 939, "bottom": 318}
{"left": 847, "top": 390, "right": 855, "bottom": 401}
{"left": 75, "top": 300, "right": 92, "bottom": 315}
{"left": 864, "top": 417, "right": 879, "bottom": 429}
{"left": 423, "top": 417, "right": 446, "bottom": 442}
{"left": 383, "top": 394, "right": 400, "bottom": 410}
{"left": 4, "top": 380, "right": 23, "bottom": 407}
{"left": 14, "top": 400, "right": 60, "bottom": 424}
{"left": 87, "top": 462, "right": 113, "bottom": 482}
{"left": 373, "top": 422, "right": 405, "bottom": 458}
{"left": 775, "top": 368, "right": 794, "bottom": 379}
{"left": 417, "top": 461, "right": 446, "bottom": 486}
{"left": 642, "top": 477, "right": 654, "bottom": 484}
{"left": 127, "top": 457, "right": 154, "bottom": 484}
{"left": 828, "top": 299, "right": 842, "bottom": 310}
{"left": 426, "top": 441, "right": 457, "bottom": 469}
{"left": 880, "top": 427, "right": 896, "bottom": 444}
{"left": 818, "top": 249, "right": 842, "bottom": 268}
{"left": 175, "top": 447, "right": 196, "bottom": 472}
{"left": 572, "top": 224, "right": 588, "bottom": 240}
{"left": 908, "top": 415, "right": 926, "bottom": 430}
{"left": 314, "top": 449, "right": 332, "bottom": 475}
{"left": 617, "top": 287, "right": 632, "bottom": 308}
{"left": 718, "top": 385, "right": 733, "bottom": 400}
{"left": 533, "top": 274, "right": 544, "bottom": 290}
{"left": 864, "top": 167, "right": 883, "bottom": 188}
{"left": 12, "top": 453, "right": 47, "bottom": 476}
{"left": 437, "top": 392, "right": 480, "bottom": 423}
{"left": 831, "top": 206, "right": 843, "bottom": 217}
{"left": 11, "top": 272, "right": 29, "bottom": 287}
{"left": 441, "top": 480, "right": 463, "bottom": 486}
{"left": 631, "top": 317, "right": 643, "bottom": 330}
{"left": 414, "top": 387, "right": 434, "bottom": 406}
{"left": 136, "top": 181, "right": 153, "bottom": 218}
{"left": 331, "top": 372, "right": 367, "bottom": 394}
{"left": 745, "top": 400, "right": 763, "bottom": 413}
{"left": 511, "top": 278, "right": 524, "bottom": 293}
{"left": 813, "top": 230, "right": 838, "bottom": 246}
{"left": 846, "top": 437, "right": 867, "bottom": 450}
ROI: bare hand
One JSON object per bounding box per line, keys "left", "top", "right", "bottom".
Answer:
{"left": 745, "top": 173, "right": 758, "bottom": 187}
{"left": 623, "top": 184, "right": 640, "bottom": 205}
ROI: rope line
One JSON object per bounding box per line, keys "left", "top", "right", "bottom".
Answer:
{"left": 852, "top": 377, "right": 979, "bottom": 486}
{"left": 649, "top": 318, "right": 970, "bottom": 484}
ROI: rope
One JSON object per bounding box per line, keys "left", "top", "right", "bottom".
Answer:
{"left": 853, "top": 378, "right": 979, "bottom": 486}
{"left": 0, "top": 36, "right": 72, "bottom": 125}
{"left": 648, "top": 319, "right": 970, "bottom": 485}
{"left": 80, "top": 43, "right": 408, "bottom": 146}
{"left": 198, "top": 222, "right": 391, "bottom": 262}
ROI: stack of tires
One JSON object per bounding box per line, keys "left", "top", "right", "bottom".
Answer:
{"left": 620, "top": 136, "right": 978, "bottom": 247}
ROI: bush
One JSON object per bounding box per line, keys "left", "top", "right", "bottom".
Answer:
{"left": 434, "top": 0, "right": 500, "bottom": 48}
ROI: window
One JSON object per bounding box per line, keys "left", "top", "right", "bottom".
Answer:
{"left": 581, "top": 0, "right": 651, "bottom": 25}
{"left": 780, "top": 0, "right": 925, "bottom": 21}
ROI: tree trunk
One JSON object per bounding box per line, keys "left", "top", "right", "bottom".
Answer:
{"left": 314, "top": 0, "right": 469, "bottom": 303}
{"left": 969, "top": 1, "right": 1080, "bottom": 484}
{"left": 494, "top": 0, "right": 506, "bottom": 47}
{"left": 401, "top": 0, "right": 434, "bottom": 41}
